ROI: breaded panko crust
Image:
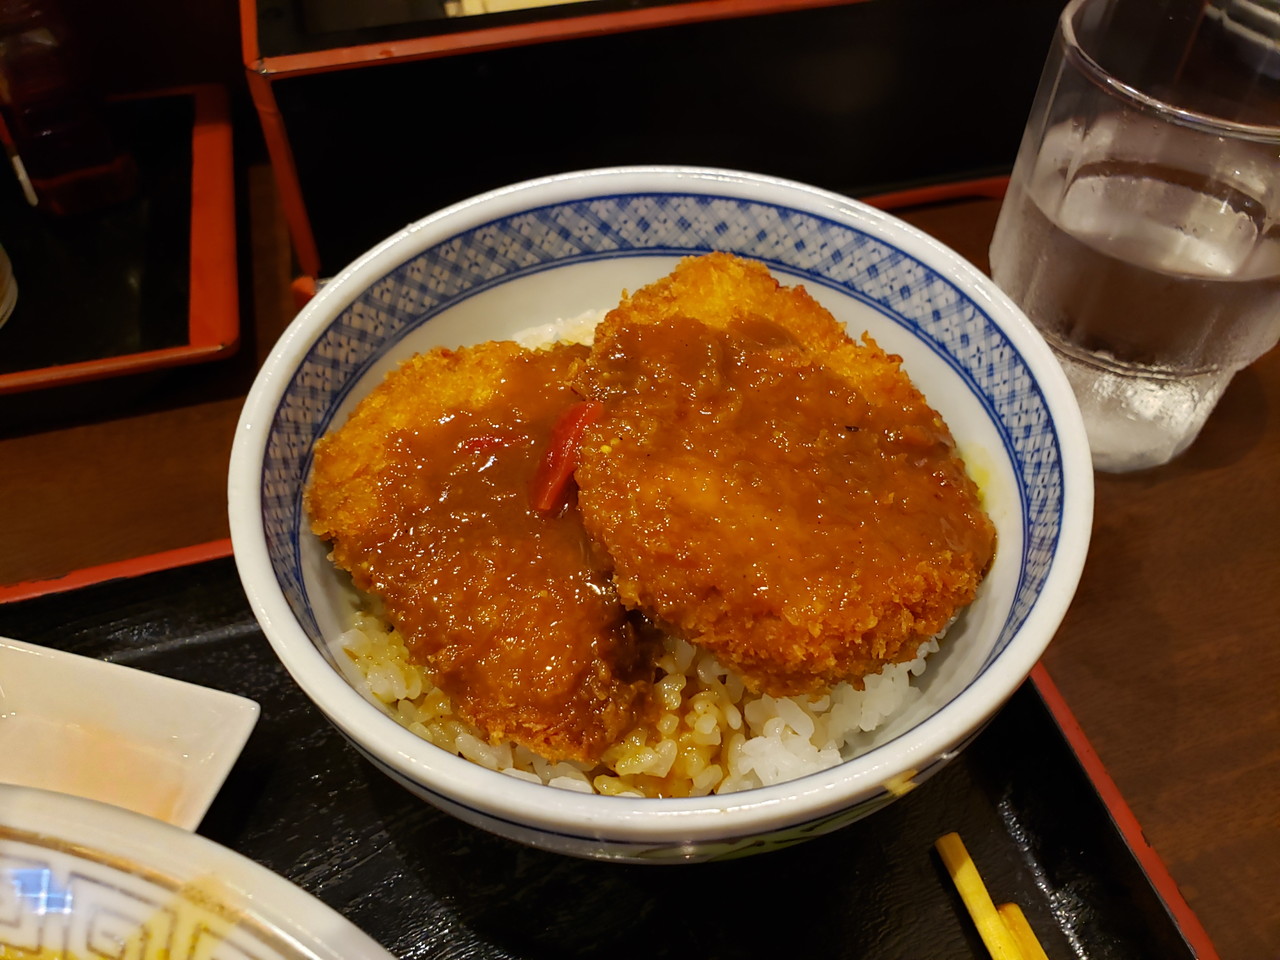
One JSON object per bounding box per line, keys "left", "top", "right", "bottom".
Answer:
{"left": 574, "top": 253, "right": 997, "bottom": 696}
{"left": 307, "top": 341, "right": 654, "bottom": 764}
{"left": 308, "top": 341, "right": 529, "bottom": 545}
{"left": 591, "top": 251, "right": 851, "bottom": 355}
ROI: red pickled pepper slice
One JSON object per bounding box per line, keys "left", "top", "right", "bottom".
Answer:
{"left": 529, "top": 400, "right": 604, "bottom": 514}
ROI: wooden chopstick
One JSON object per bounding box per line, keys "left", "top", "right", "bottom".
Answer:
{"left": 997, "top": 902, "right": 1050, "bottom": 960}
{"left": 935, "top": 831, "right": 1048, "bottom": 960}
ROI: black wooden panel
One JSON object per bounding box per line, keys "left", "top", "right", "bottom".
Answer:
{"left": 267, "top": 0, "right": 1062, "bottom": 275}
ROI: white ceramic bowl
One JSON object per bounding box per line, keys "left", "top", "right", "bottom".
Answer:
{"left": 0, "top": 784, "right": 395, "bottom": 958}
{"left": 228, "top": 166, "right": 1093, "bottom": 862}
{"left": 0, "top": 635, "right": 259, "bottom": 830}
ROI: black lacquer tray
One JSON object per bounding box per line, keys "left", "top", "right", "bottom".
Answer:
{"left": 0, "top": 556, "right": 1202, "bottom": 959}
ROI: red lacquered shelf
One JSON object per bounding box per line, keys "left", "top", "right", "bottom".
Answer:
{"left": 0, "top": 84, "right": 238, "bottom": 395}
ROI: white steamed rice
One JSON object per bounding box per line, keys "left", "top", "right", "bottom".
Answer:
{"left": 336, "top": 608, "right": 938, "bottom": 798}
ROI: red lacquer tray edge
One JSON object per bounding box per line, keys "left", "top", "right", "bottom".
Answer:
{"left": 0, "top": 539, "right": 233, "bottom": 605}
{"left": 1028, "top": 664, "right": 1219, "bottom": 959}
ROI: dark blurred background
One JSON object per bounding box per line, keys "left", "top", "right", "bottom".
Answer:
{"left": 30, "top": 0, "right": 1064, "bottom": 277}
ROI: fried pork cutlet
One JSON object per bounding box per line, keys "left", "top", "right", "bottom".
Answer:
{"left": 306, "top": 341, "right": 654, "bottom": 764}
{"left": 573, "top": 253, "right": 997, "bottom": 696}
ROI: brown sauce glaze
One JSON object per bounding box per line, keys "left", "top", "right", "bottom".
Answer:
{"left": 575, "top": 314, "right": 996, "bottom": 696}
{"left": 308, "top": 342, "right": 654, "bottom": 764}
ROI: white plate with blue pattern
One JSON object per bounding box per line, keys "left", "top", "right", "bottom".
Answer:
{"left": 0, "top": 784, "right": 395, "bottom": 958}
{"left": 228, "top": 166, "right": 1093, "bottom": 862}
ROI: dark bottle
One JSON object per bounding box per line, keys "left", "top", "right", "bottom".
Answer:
{"left": 0, "top": 0, "right": 136, "bottom": 216}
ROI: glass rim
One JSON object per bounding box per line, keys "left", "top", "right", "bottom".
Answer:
{"left": 1061, "top": 0, "right": 1280, "bottom": 144}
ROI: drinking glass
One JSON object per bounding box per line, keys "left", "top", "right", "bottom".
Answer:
{"left": 989, "top": 0, "right": 1280, "bottom": 472}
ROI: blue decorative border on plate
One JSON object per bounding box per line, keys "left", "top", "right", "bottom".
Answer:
{"left": 261, "top": 191, "right": 1062, "bottom": 673}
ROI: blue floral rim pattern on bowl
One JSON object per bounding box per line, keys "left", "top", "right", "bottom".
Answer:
{"left": 260, "top": 189, "right": 1062, "bottom": 675}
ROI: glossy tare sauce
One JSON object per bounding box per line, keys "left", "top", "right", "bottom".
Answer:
{"left": 573, "top": 313, "right": 997, "bottom": 696}
{"left": 307, "top": 342, "right": 654, "bottom": 764}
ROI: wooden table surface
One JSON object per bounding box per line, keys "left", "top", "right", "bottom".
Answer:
{"left": 0, "top": 168, "right": 1275, "bottom": 960}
